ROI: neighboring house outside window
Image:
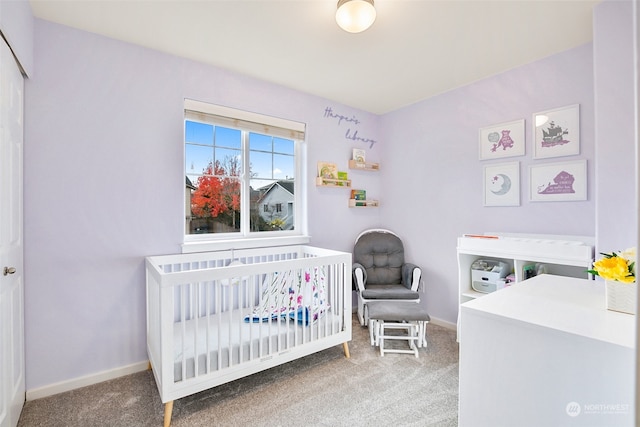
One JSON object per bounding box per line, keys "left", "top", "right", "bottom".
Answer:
{"left": 257, "top": 182, "right": 293, "bottom": 230}
{"left": 183, "top": 99, "right": 306, "bottom": 249}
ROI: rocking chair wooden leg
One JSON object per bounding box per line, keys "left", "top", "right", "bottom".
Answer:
{"left": 342, "top": 342, "right": 351, "bottom": 358}
{"left": 163, "top": 401, "right": 174, "bottom": 427}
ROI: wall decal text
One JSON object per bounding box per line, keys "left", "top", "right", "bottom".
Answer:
{"left": 323, "top": 107, "right": 361, "bottom": 126}
{"left": 323, "top": 106, "right": 378, "bottom": 148}
{"left": 345, "top": 128, "right": 377, "bottom": 148}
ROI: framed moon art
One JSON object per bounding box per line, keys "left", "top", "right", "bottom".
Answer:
{"left": 483, "top": 161, "right": 520, "bottom": 206}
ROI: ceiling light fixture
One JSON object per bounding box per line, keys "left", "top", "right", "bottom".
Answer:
{"left": 336, "top": 0, "right": 376, "bottom": 33}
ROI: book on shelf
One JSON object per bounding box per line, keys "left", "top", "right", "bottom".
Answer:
{"left": 350, "top": 189, "right": 366, "bottom": 200}
{"left": 317, "top": 162, "right": 338, "bottom": 179}
{"left": 352, "top": 148, "right": 366, "bottom": 164}
{"left": 334, "top": 171, "right": 349, "bottom": 186}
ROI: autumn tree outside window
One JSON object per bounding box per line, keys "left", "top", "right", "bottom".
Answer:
{"left": 184, "top": 99, "right": 306, "bottom": 242}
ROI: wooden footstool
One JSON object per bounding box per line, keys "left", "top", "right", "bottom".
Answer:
{"left": 367, "top": 298, "right": 430, "bottom": 357}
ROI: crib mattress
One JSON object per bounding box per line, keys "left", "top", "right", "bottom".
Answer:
{"left": 173, "top": 308, "right": 342, "bottom": 382}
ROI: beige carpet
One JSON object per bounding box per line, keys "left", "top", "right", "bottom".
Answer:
{"left": 18, "top": 315, "right": 459, "bottom": 427}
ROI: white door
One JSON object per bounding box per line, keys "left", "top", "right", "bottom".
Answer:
{"left": 0, "top": 38, "right": 25, "bottom": 427}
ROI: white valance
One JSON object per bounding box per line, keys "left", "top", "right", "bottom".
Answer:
{"left": 184, "top": 98, "right": 305, "bottom": 140}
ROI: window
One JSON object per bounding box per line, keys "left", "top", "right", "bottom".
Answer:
{"left": 184, "top": 99, "right": 305, "bottom": 242}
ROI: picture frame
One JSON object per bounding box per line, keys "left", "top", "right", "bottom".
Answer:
{"left": 479, "top": 119, "right": 525, "bottom": 160}
{"left": 529, "top": 160, "right": 587, "bottom": 202}
{"left": 532, "top": 104, "right": 580, "bottom": 159}
{"left": 483, "top": 161, "right": 520, "bottom": 207}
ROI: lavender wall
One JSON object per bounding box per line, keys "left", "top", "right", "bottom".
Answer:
{"left": 24, "top": 20, "right": 381, "bottom": 390}
{"left": 23, "top": 0, "right": 635, "bottom": 392}
{"left": 380, "top": 44, "right": 595, "bottom": 323}
{"left": 0, "top": 0, "right": 34, "bottom": 75}
{"left": 593, "top": 0, "right": 636, "bottom": 254}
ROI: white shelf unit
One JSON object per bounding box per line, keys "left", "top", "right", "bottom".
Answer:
{"left": 457, "top": 233, "right": 595, "bottom": 306}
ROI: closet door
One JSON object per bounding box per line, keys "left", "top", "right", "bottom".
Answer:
{"left": 0, "top": 38, "right": 25, "bottom": 427}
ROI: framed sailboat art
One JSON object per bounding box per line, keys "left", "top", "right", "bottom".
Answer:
{"left": 532, "top": 104, "right": 580, "bottom": 159}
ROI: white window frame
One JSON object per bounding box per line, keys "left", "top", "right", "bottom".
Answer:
{"left": 182, "top": 99, "right": 309, "bottom": 253}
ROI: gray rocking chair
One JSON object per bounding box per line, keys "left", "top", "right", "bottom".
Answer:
{"left": 352, "top": 229, "right": 422, "bottom": 325}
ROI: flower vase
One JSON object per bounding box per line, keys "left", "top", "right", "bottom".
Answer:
{"left": 605, "top": 280, "right": 637, "bottom": 315}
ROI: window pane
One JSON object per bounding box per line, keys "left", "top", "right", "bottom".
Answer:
{"left": 186, "top": 144, "right": 213, "bottom": 175}
{"left": 187, "top": 174, "right": 241, "bottom": 234}
{"left": 215, "top": 126, "right": 241, "bottom": 149}
{"left": 273, "top": 154, "right": 294, "bottom": 180}
{"left": 185, "top": 121, "right": 213, "bottom": 145}
{"left": 273, "top": 137, "right": 294, "bottom": 155}
{"left": 249, "top": 150, "right": 272, "bottom": 179}
{"left": 214, "top": 148, "right": 242, "bottom": 175}
{"left": 249, "top": 132, "right": 272, "bottom": 151}
{"left": 250, "top": 178, "right": 294, "bottom": 232}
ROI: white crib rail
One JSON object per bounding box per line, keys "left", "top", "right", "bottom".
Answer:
{"left": 146, "top": 245, "right": 351, "bottom": 403}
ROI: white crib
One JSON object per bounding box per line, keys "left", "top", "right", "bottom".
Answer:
{"left": 145, "top": 245, "right": 352, "bottom": 427}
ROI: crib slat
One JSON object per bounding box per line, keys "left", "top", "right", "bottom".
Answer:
{"left": 230, "top": 275, "right": 235, "bottom": 366}
{"left": 193, "top": 282, "right": 199, "bottom": 378}
{"left": 205, "top": 281, "right": 211, "bottom": 376}
{"left": 180, "top": 284, "right": 187, "bottom": 383}
{"left": 215, "top": 281, "right": 222, "bottom": 371}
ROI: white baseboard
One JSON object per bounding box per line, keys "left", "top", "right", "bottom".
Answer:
{"left": 429, "top": 316, "right": 457, "bottom": 331}
{"left": 26, "top": 360, "right": 149, "bottom": 401}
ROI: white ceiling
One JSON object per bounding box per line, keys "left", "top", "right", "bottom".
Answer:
{"left": 28, "top": 0, "right": 600, "bottom": 115}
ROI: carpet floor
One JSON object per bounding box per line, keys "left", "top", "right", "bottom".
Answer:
{"left": 18, "top": 315, "right": 459, "bottom": 427}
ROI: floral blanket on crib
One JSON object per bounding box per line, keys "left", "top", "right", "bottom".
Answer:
{"left": 244, "top": 266, "right": 328, "bottom": 325}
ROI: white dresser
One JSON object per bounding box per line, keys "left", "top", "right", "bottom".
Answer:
{"left": 458, "top": 275, "right": 635, "bottom": 427}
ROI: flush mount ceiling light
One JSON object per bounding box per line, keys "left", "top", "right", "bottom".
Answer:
{"left": 336, "top": 0, "right": 376, "bottom": 33}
